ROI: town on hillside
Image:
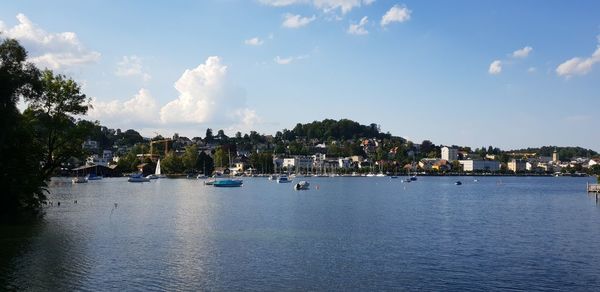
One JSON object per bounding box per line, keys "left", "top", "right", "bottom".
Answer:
{"left": 68, "top": 119, "right": 600, "bottom": 178}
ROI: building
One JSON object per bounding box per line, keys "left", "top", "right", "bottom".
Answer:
{"left": 338, "top": 158, "right": 351, "bottom": 169}
{"left": 282, "top": 156, "right": 314, "bottom": 170}
{"left": 507, "top": 159, "right": 527, "bottom": 172}
{"left": 552, "top": 149, "right": 559, "bottom": 163}
{"left": 82, "top": 139, "right": 99, "bottom": 152}
{"left": 441, "top": 146, "right": 459, "bottom": 161}
{"left": 459, "top": 160, "right": 501, "bottom": 172}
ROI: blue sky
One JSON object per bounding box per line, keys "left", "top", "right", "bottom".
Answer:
{"left": 1, "top": 0, "right": 599, "bottom": 151}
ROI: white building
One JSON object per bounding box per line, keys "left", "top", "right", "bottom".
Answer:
{"left": 282, "top": 156, "right": 314, "bottom": 170}
{"left": 459, "top": 160, "right": 500, "bottom": 172}
{"left": 507, "top": 159, "right": 527, "bottom": 172}
{"left": 441, "top": 146, "right": 459, "bottom": 161}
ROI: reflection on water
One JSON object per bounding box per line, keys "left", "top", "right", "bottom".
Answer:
{"left": 2, "top": 176, "right": 600, "bottom": 290}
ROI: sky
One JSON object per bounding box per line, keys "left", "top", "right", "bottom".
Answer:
{"left": 1, "top": 0, "right": 599, "bottom": 151}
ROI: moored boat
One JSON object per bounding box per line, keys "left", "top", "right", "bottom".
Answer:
{"left": 128, "top": 173, "right": 150, "bottom": 183}
{"left": 85, "top": 173, "right": 103, "bottom": 181}
{"left": 72, "top": 177, "right": 88, "bottom": 183}
{"left": 213, "top": 179, "right": 243, "bottom": 187}
{"left": 277, "top": 176, "right": 291, "bottom": 183}
{"left": 294, "top": 181, "right": 310, "bottom": 190}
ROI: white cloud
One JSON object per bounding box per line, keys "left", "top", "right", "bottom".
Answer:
{"left": 274, "top": 55, "right": 308, "bottom": 65}
{"left": 282, "top": 14, "right": 316, "bottom": 28}
{"left": 244, "top": 37, "right": 264, "bottom": 46}
{"left": 556, "top": 41, "right": 600, "bottom": 77}
{"left": 348, "top": 16, "right": 369, "bottom": 35}
{"left": 260, "top": 0, "right": 373, "bottom": 14}
{"left": 159, "top": 56, "right": 258, "bottom": 129}
{"left": 381, "top": 5, "right": 411, "bottom": 27}
{"left": 0, "top": 13, "right": 100, "bottom": 70}
{"left": 88, "top": 88, "right": 159, "bottom": 127}
{"left": 116, "top": 55, "right": 151, "bottom": 81}
{"left": 512, "top": 46, "right": 533, "bottom": 58}
{"left": 488, "top": 60, "right": 502, "bottom": 75}
{"left": 528, "top": 67, "right": 536, "bottom": 73}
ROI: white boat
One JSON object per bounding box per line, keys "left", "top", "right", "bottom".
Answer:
{"left": 85, "top": 173, "right": 103, "bottom": 181}
{"left": 72, "top": 177, "right": 87, "bottom": 183}
{"left": 294, "top": 181, "right": 310, "bottom": 190}
{"left": 146, "top": 159, "right": 165, "bottom": 179}
{"left": 196, "top": 174, "right": 208, "bottom": 179}
{"left": 128, "top": 173, "right": 150, "bottom": 183}
{"left": 366, "top": 173, "right": 375, "bottom": 177}
{"left": 277, "top": 176, "right": 291, "bottom": 183}
{"left": 268, "top": 175, "right": 277, "bottom": 180}
{"left": 376, "top": 173, "right": 386, "bottom": 177}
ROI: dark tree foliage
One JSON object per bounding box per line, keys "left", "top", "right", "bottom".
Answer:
{"left": 289, "top": 119, "right": 391, "bottom": 141}
{"left": 1, "top": 39, "right": 93, "bottom": 222}
{"left": 196, "top": 151, "right": 214, "bottom": 175}
{"left": 0, "top": 39, "right": 45, "bottom": 222}
{"left": 511, "top": 146, "right": 597, "bottom": 160}
{"left": 249, "top": 152, "right": 275, "bottom": 174}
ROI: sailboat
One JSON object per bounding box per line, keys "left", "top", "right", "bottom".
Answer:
{"left": 146, "top": 159, "right": 165, "bottom": 179}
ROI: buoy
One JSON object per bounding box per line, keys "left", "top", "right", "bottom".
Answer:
{"left": 74, "top": 200, "right": 78, "bottom": 204}
{"left": 316, "top": 185, "right": 320, "bottom": 190}
{"left": 114, "top": 203, "right": 118, "bottom": 209}
{"left": 57, "top": 201, "right": 61, "bottom": 206}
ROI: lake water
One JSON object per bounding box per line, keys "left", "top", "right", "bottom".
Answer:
{"left": 2, "top": 176, "right": 600, "bottom": 291}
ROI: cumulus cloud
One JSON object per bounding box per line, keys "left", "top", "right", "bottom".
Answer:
{"left": 556, "top": 39, "right": 600, "bottom": 77}
{"left": 260, "top": 0, "right": 374, "bottom": 14}
{"left": 381, "top": 4, "right": 411, "bottom": 27}
{"left": 88, "top": 88, "right": 159, "bottom": 127}
{"left": 274, "top": 55, "right": 308, "bottom": 65}
{"left": 0, "top": 13, "right": 100, "bottom": 70}
{"left": 348, "top": 16, "right": 369, "bottom": 35}
{"left": 116, "top": 55, "right": 151, "bottom": 81}
{"left": 159, "top": 56, "right": 259, "bottom": 129}
{"left": 89, "top": 57, "right": 260, "bottom": 133}
{"left": 244, "top": 37, "right": 264, "bottom": 46}
{"left": 512, "top": 46, "right": 533, "bottom": 58}
{"left": 488, "top": 60, "right": 502, "bottom": 75}
{"left": 282, "top": 14, "right": 316, "bottom": 28}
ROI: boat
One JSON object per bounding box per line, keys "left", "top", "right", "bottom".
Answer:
{"left": 376, "top": 173, "right": 386, "bottom": 177}
{"left": 277, "top": 176, "right": 291, "bottom": 183}
{"left": 390, "top": 176, "right": 398, "bottom": 179}
{"left": 294, "top": 181, "right": 310, "bottom": 190}
{"left": 72, "top": 177, "right": 88, "bottom": 183}
{"left": 455, "top": 181, "right": 462, "bottom": 185}
{"left": 146, "top": 159, "right": 165, "bottom": 179}
{"left": 196, "top": 174, "right": 208, "bottom": 179}
{"left": 128, "top": 173, "right": 150, "bottom": 183}
{"left": 85, "top": 173, "right": 103, "bottom": 181}
{"left": 410, "top": 175, "right": 417, "bottom": 181}
{"left": 204, "top": 178, "right": 216, "bottom": 185}
{"left": 402, "top": 178, "right": 411, "bottom": 183}
{"left": 268, "top": 174, "right": 277, "bottom": 180}
{"left": 213, "top": 179, "right": 243, "bottom": 187}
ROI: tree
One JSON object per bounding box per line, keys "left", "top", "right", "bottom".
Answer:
{"left": 213, "top": 147, "right": 229, "bottom": 168}
{"left": 0, "top": 39, "right": 47, "bottom": 222}
{"left": 196, "top": 151, "right": 214, "bottom": 175}
{"left": 205, "top": 128, "right": 214, "bottom": 142}
{"left": 161, "top": 151, "right": 183, "bottom": 174}
{"left": 182, "top": 144, "right": 199, "bottom": 171}
{"left": 23, "top": 70, "right": 91, "bottom": 178}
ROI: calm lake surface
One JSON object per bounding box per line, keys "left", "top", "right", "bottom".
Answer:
{"left": 2, "top": 176, "right": 600, "bottom": 291}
